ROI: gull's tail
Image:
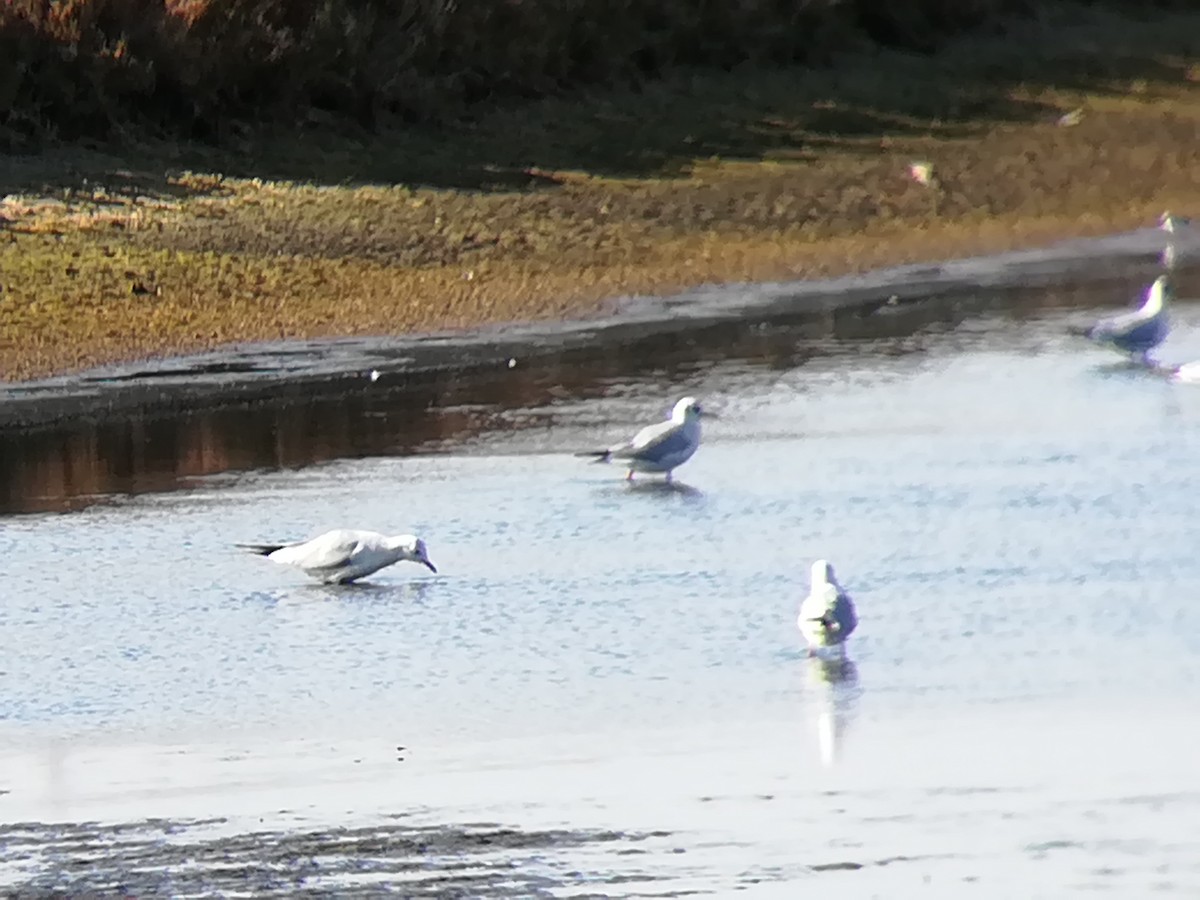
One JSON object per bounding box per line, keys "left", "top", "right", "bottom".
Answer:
{"left": 236, "top": 542, "right": 285, "bottom": 556}
{"left": 574, "top": 449, "right": 612, "bottom": 464}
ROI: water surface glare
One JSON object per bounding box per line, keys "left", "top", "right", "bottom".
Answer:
{"left": 4, "top": 287, "right": 1200, "bottom": 895}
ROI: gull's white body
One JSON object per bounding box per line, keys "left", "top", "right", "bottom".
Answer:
{"left": 798, "top": 560, "right": 858, "bottom": 656}
{"left": 579, "top": 396, "right": 705, "bottom": 481}
{"left": 238, "top": 529, "right": 437, "bottom": 584}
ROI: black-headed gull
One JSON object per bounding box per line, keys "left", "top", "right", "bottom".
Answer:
{"left": 798, "top": 560, "right": 859, "bottom": 658}
{"left": 238, "top": 529, "right": 437, "bottom": 584}
{"left": 576, "top": 396, "right": 707, "bottom": 482}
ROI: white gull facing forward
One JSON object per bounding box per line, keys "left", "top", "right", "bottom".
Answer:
{"left": 576, "top": 396, "right": 707, "bottom": 482}
{"left": 238, "top": 529, "right": 437, "bottom": 584}
{"left": 798, "top": 560, "right": 859, "bottom": 658}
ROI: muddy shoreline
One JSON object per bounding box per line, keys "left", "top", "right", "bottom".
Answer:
{"left": 4, "top": 6, "right": 1199, "bottom": 383}
{"left": 0, "top": 225, "right": 1186, "bottom": 433}
{"left": 0, "top": 817, "right": 664, "bottom": 897}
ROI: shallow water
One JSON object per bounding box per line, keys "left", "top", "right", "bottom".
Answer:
{"left": 3, "top": 270, "right": 1200, "bottom": 895}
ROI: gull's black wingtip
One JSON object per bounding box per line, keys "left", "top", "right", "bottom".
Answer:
{"left": 574, "top": 450, "right": 611, "bottom": 463}
{"left": 236, "top": 542, "right": 284, "bottom": 556}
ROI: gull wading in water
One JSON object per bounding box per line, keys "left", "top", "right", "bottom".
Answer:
{"left": 1072, "top": 275, "right": 1171, "bottom": 362}
{"left": 237, "top": 529, "right": 437, "bottom": 584}
{"left": 576, "top": 396, "right": 707, "bottom": 482}
{"left": 798, "top": 560, "right": 858, "bottom": 659}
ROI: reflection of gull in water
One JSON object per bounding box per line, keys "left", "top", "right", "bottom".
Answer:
{"left": 1160, "top": 212, "right": 1191, "bottom": 270}
{"left": 263, "top": 579, "right": 440, "bottom": 606}
{"left": 798, "top": 559, "right": 858, "bottom": 659}
{"left": 575, "top": 396, "right": 708, "bottom": 483}
{"left": 1162, "top": 243, "right": 1177, "bottom": 271}
{"left": 621, "top": 479, "right": 704, "bottom": 499}
{"left": 1071, "top": 276, "right": 1171, "bottom": 362}
{"left": 803, "top": 657, "right": 860, "bottom": 767}
{"left": 237, "top": 529, "right": 438, "bottom": 584}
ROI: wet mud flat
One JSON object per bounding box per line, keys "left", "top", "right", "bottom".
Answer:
{"left": 0, "top": 809, "right": 932, "bottom": 897}
{"left": 0, "top": 818, "right": 664, "bottom": 898}
{"left": 0, "top": 224, "right": 1190, "bottom": 435}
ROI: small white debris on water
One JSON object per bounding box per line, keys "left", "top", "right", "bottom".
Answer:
{"left": 507, "top": 358, "right": 517, "bottom": 369}
{"left": 369, "top": 369, "right": 381, "bottom": 382}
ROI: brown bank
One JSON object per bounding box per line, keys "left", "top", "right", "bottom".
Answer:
{"left": 1, "top": 4, "right": 1200, "bottom": 383}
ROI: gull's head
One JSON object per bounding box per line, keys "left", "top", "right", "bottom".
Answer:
{"left": 413, "top": 537, "right": 437, "bottom": 573}
{"left": 811, "top": 559, "right": 835, "bottom": 587}
{"left": 395, "top": 535, "right": 437, "bottom": 573}
{"left": 1142, "top": 275, "right": 1171, "bottom": 315}
{"left": 672, "top": 396, "right": 704, "bottom": 423}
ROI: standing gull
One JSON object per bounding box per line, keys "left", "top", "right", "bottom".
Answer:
{"left": 576, "top": 396, "right": 707, "bottom": 482}
{"left": 1073, "top": 275, "right": 1171, "bottom": 361}
{"left": 798, "top": 560, "right": 858, "bottom": 658}
{"left": 237, "top": 528, "right": 437, "bottom": 584}
{"left": 1159, "top": 211, "right": 1192, "bottom": 234}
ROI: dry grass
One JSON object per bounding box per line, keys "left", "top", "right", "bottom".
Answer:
{"left": 0, "top": 0, "right": 1030, "bottom": 146}
{"left": 2, "top": 4, "right": 1200, "bottom": 380}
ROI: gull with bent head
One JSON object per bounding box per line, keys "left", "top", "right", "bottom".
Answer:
{"left": 798, "top": 560, "right": 859, "bottom": 659}
{"left": 1073, "top": 275, "right": 1171, "bottom": 362}
{"left": 576, "top": 396, "right": 708, "bottom": 482}
{"left": 237, "top": 528, "right": 437, "bottom": 585}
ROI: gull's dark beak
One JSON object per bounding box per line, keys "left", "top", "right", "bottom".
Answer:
{"left": 700, "top": 408, "right": 719, "bottom": 420}
{"left": 423, "top": 558, "right": 438, "bottom": 573}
